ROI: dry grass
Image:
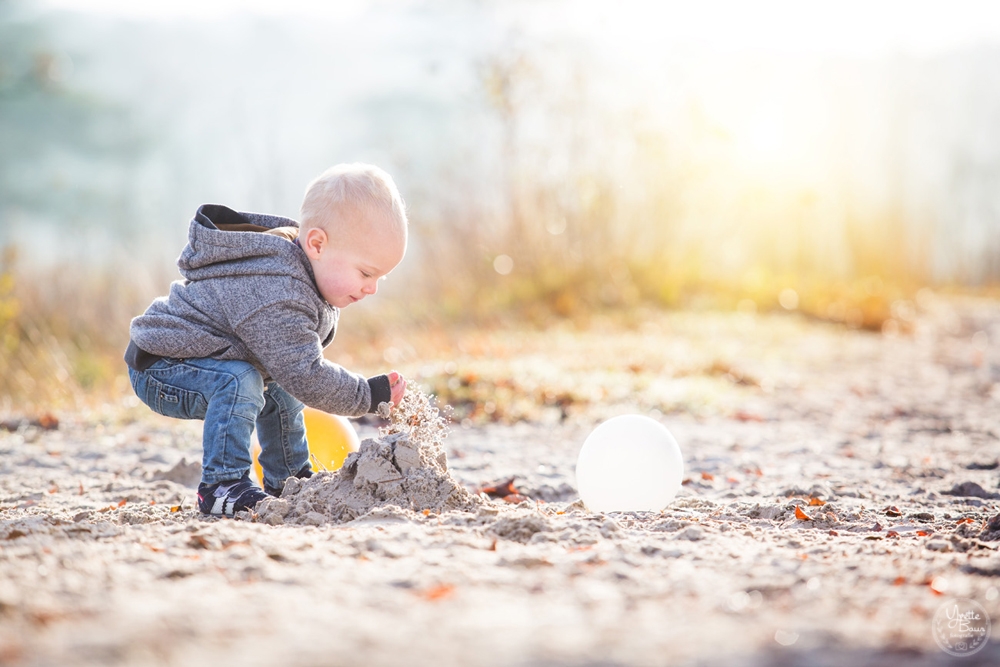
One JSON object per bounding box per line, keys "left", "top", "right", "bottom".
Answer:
{"left": 0, "top": 234, "right": 986, "bottom": 417}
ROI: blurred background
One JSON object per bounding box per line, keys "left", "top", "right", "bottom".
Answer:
{"left": 2, "top": 0, "right": 1000, "bottom": 410}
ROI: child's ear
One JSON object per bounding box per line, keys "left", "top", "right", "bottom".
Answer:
{"left": 302, "top": 227, "right": 328, "bottom": 258}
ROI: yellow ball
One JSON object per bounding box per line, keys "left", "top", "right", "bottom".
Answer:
{"left": 252, "top": 408, "right": 361, "bottom": 486}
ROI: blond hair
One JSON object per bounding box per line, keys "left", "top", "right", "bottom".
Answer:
{"left": 299, "top": 163, "right": 407, "bottom": 240}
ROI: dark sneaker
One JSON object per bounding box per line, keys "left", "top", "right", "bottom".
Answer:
{"left": 197, "top": 472, "right": 269, "bottom": 517}
{"left": 264, "top": 464, "right": 314, "bottom": 497}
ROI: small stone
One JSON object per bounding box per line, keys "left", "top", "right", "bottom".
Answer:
{"left": 300, "top": 511, "right": 327, "bottom": 526}
{"left": 600, "top": 518, "right": 620, "bottom": 538}
{"left": 942, "top": 482, "right": 1000, "bottom": 500}
{"left": 677, "top": 526, "right": 704, "bottom": 541}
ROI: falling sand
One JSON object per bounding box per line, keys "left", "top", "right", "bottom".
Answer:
{"left": 254, "top": 388, "right": 484, "bottom": 526}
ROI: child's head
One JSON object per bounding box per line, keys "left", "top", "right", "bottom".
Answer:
{"left": 298, "top": 163, "right": 408, "bottom": 308}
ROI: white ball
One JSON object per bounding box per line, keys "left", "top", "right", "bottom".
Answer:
{"left": 575, "top": 415, "right": 684, "bottom": 512}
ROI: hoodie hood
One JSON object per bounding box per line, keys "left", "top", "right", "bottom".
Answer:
{"left": 178, "top": 204, "right": 313, "bottom": 284}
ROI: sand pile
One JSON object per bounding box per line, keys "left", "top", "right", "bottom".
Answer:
{"left": 254, "top": 388, "right": 484, "bottom": 525}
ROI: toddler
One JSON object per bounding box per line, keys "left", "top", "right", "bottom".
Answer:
{"left": 125, "top": 163, "right": 408, "bottom": 516}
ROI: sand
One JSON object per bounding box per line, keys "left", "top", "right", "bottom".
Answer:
{"left": 255, "top": 390, "right": 483, "bottom": 526}
{"left": 2, "top": 294, "right": 1000, "bottom": 666}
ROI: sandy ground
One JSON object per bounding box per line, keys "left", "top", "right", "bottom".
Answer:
{"left": 3, "top": 295, "right": 1000, "bottom": 666}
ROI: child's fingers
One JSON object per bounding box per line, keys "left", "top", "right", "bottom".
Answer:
{"left": 390, "top": 377, "right": 407, "bottom": 405}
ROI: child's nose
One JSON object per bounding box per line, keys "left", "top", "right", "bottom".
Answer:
{"left": 363, "top": 280, "right": 378, "bottom": 295}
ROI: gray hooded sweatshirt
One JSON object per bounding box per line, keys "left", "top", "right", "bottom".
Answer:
{"left": 126, "top": 204, "right": 391, "bottom": 416}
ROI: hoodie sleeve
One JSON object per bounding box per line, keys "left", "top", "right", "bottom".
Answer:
{"left": 230, "top": 298, "right": 375, "bottom": 416}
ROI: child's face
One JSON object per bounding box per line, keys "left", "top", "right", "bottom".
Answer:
{"left": 301, "top": 214, "right": 406, "bottom": 308}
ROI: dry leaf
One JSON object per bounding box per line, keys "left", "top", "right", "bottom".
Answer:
{"left": 700, "top": 472, "right": 715, "bottom": 481}
{"left": 170, "top": 505, "right": 181, "bottom": 513}
{"left": 795, "top": 506, "right": 813, "bottom": 521}
{"left": 808, "top": 497, "right": 826, "bottom": 506}
{"left": 188, "top": 534, "right": 212, "bottom": 550}
{"left": 35, "top": 413, "right": 59, "bottom": 430}
{"left": 478, "top": 477, "right": 520, "bottom": 499}
{"left": 420, "top": 584, "right": 455, "bottom": 601}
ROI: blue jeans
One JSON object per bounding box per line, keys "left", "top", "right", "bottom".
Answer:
{"left": 128, "top": 357, "right": 308, "bottom": 488}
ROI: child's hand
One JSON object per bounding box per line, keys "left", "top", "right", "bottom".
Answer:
{"left": 388, "top": 371, "right": 407, "bottom": 406}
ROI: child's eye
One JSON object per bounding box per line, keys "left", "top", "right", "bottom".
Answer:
{"left": 361, "top": 271, "right": 372, "bottom": 279}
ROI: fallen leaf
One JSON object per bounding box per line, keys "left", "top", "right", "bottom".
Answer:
{"left": 886, "top": 530, "right": 900, "bottom": 538}
{"left": 478, "top": 477, "right": 520, "bottom": 499}
{"left": 893, "top": 576, "right": 907, "bottom": 585}
{"left": 170, "top": 506, "right": 181, "bottom": 513}
{"left": 35, "top": 413, "right": 59, "bottom": 430}
{"left": 117, "top": 498, "right": 127, "bottom": 508}
{"left": 883, "top": 506, "right": 902, "bottom": 517}
{"left": 956, "top": 518, "right": 975, "bottom": 525}
{"left": 502, "top": 493, "right": 529, "bottom": 504}
{"left": 188, "top": 534, "right": 212, "bottom": 550}
{"left": 701, "top": 472, "right": 715, "bottom": 481}
{"left": 221, "top": 539, "right": 250, "bottom": 550}
{"left": 420, "top": 584, "right": 455, "bottom": 601}
{"left": 917, "top": 530, "right": 931, "bottom": 537}
{"left": 795, "top": 506, "right": 813, "bottom": 521}
{"left": 808, "top": 497, "right": 826, "bottom": 506}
